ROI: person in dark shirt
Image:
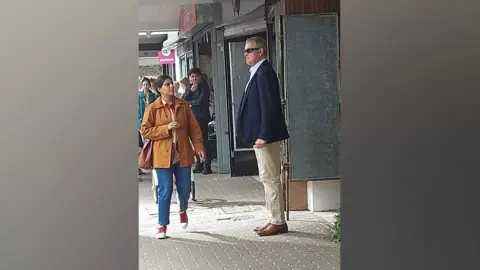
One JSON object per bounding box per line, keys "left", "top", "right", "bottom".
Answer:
{"left": 183, "top": 67, "right": 212, "bottom": 175}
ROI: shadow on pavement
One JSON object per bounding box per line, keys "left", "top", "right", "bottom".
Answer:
{"left": 192, "top": 198, "right": 265, "bottom": 208}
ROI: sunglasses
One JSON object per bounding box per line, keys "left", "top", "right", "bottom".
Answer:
{"left": 244, "top": 48, "right": 261, "bottom": 54}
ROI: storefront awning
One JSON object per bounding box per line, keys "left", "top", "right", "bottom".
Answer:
{"left": 162, "top": 36, "right": 187, "bottom": 51}
{"left": 217, "top": 4, "right": 266, "bottom": 38}
{"left": 218, "top": 4, "right": 265, "bottom": 28}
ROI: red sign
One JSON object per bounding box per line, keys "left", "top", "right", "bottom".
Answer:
{"left": 158, "top": 50, "right": 175, "bottom": 65}
{"left": 179, "top": 4, "right": 196, "bottom": 35}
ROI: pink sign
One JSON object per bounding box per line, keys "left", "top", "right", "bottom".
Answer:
{"left": 158, "top": 50, "right": 175, "bottom": 65}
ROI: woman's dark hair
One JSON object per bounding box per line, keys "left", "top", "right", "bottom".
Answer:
{"left": 141, "top": 77, "right": 151, "bottom": 85}
{"left": 154, "top": 75, "right": 172, "bottom": 90}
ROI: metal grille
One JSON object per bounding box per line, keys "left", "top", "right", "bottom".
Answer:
{"left": 283, "top": 13, "right": 340, "bottom": 180}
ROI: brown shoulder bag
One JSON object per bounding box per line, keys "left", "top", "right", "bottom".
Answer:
{"left": 138, "top": 109, "right": 155, "bottom": 170}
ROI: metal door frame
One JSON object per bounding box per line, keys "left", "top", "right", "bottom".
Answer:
{"left": 273, "top": 10, "right": 292, "bottom": 221}
{"left": 223, "top": 39, "right": 238, "bottom": 175}
{"left": 212, "top": 28, "right": 231, "bottom": 174}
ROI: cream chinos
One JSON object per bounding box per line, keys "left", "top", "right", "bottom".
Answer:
{"left": 253, "top": 141, "right": 286, "bottom": 225}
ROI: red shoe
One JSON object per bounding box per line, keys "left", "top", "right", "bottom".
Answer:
{"left": 180, "top": 211, "right": 188, "bottom": 229}
{"left": 156, "top": 225, "right": 167, "bottom": 239}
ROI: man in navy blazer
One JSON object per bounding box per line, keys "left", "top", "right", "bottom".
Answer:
{"left": 236, "top": 37, "right": 290, "bottom": 236}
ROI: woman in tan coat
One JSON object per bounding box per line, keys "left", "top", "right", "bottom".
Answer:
{"left": 141, "top": 74, "right": 204, "bottom": 239}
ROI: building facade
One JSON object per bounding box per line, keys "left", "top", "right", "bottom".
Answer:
{"left": 160, "top": 0, "right": 341, "bottom": 213}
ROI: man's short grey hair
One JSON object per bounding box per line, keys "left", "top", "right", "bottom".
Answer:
{"left": 247, "top": 36, "right": 267, "bottom": 50}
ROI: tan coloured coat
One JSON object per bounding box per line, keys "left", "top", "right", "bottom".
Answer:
{"left": 141, "top": 97, "right": 204, "bottom": 168}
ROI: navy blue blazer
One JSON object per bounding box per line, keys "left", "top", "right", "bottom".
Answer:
{"left": 236, "top": 60, "right": 289, "bottom": 146}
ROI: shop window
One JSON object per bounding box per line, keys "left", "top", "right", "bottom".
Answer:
{"left": 179, "top": 57, "right": 187, "bottom": 79}
{"left": 187, "top": 55, "right": 193, "bottom": 71}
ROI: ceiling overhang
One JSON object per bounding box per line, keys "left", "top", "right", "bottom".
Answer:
{"left": 138, "top": 0, "right": 216, "bottom": 32}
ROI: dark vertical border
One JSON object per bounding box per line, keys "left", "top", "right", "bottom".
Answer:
{"left": 341, "top": 0, "right": 480, "bottom": 269}
{"left": 0, "top": 0, "right": 138, "bottom": 269}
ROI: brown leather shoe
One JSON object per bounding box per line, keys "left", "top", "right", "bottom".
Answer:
{"left": 256, "top": 223, "right": 289, "bottom": 236}
{"left": 253, "top": 223, "right": 271, "bottom": 232}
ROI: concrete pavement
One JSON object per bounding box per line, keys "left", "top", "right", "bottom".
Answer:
{"left": 138, "top": 172, "right": 340, "bottom": 270}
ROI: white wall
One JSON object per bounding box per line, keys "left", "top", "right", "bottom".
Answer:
{"left": 307, "top": 180, "right": 341, "bottom": 211}
{"left": 174, "top": 49, "right": 182, "bottom": 82}
{"left": 0, "top": 0, "right": 138, "bottom": 269}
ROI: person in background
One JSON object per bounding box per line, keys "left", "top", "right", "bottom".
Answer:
{"left": 180, "top": 77, "right": 189, "bottom": 88}
{"left": 139, "top": 77, "right": 158, "bottom": 131}
{"left": 179, "top": 77, "right": 190, "bottom": 99}
{"left": 183, "top": 67, "right": 212, "bottom": 175}
{"left": 237, "top": 37, "right": 290, "bottom": 236}
{"left": 177, "top": 76, "right": 197, "bottom": 201}
{"left": 149, "top": 78, "right": 157, "bottom": 95}
{"left": 173, "top": 81, "right": 181, "bottom": 98}
{"left": 141, "top": 75, "right": 204, "bottom": 239}
{"left": 138, "top": 77, "right": 158, "bottom": 176}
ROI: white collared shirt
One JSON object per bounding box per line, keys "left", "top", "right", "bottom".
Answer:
{"left": 245, "top": 58, "right": 267, "bottom": 92}
{"left": 161, "top": 98, "right": 177, "bottom": 144}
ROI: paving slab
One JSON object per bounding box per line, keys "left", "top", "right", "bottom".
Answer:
{"left": 139, "top": 173, "right": 340, "bottom": 270}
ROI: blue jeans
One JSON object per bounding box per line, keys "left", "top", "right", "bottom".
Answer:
{"left": 155, "top": 164, "right": 191, "bottom": 226}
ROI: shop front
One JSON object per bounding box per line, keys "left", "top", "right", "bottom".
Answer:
{"left": 163, "top": 3, "right": 231, "bottom": 173}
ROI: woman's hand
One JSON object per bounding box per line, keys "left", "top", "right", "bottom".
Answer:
{"left": 168, "top": 121, "right": 181, "bottom": 130}
{"left": 197, "top": 150, "right": 205, "bottom": 162}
